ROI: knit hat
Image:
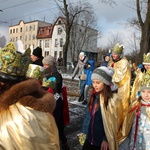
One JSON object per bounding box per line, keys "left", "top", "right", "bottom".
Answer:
{"left": 32, "top": 47, "right": 42, "bottom": 58}
{"left": 91, "top": 66, "right": 114, "bottom": 85}
{"left": 140, "top": 69, "right": 150, "bottom": 91}
{"left": 42, "top": 55, "right": 56, "bottom": 66}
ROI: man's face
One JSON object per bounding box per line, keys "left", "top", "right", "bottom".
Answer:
{"left": 30, "top": 55, "right": 38, "bottom": 62}
{"left": 111, "top": 53, "right": 120, "bottom": 61}
{"left": 144, "top": 64, "right": 150, "bottom": 70}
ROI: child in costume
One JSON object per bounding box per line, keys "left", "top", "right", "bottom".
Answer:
{"left": 82, "top": 66, "right": 123, "bottom": 150}
{"left": 119, "top": 69, "right": 150, "bottom": 150}
{"left": 0, "top": 41, "right": 60, "bottom": 149}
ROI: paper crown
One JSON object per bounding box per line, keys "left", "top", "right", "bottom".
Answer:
{"left": 0, "top": 42, "right": 31, "bottom": 77}
{"left": 143, "top": 53, "right": 150, "bottom": 65}
{"left": 26, "top": 64, "right": 45, "bottom": 81}
{"left": 42, "top": 76, "right": 56, "bottom": 89}
{"left": 112, "top": 43, "right": 124, "bottom": 54}
{"left": 140, "top": 69, "right": 150, "bottom": 89}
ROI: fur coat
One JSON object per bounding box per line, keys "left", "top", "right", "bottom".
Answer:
{"left": 0, "top": 79, "right": 60, "bottom": 150}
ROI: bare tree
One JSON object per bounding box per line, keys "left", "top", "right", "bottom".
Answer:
{"left": 54, "top": 0, "right": 92, "bottom": 66}
{"left": 108, "top": 32, "right": 123, "bottom": 48}
{"left": 69, "top": 2, "right": 99, "bottom": 62}
{"left": 126, "top": 0, "right": 150, "bottom": 62}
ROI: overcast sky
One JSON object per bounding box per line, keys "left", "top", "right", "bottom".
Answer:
{"left": 0, "top": 0, "right": 138, "bottom": 54}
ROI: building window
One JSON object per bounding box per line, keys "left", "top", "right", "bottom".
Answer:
{"left": 46, "top": 29, "right": 50, "bottom": 35}
{"left": 13, "top": 29, "right": 15, "bottom": 33}
{"left": 57, "top": 27, "right": 62, "bottom": 35}
{"left": 25, "top": 35, "right": 27, "bottom": 41}
{"left": 55, "top": 39, "right": 58, "bottom": 47}
{"left": 29, "top": 35, "right": 31, "bottom": 40}
{"left": 16, "top": 28, "right": 18, "bottom": 33}
{"left": 44, "top": 51, "right": 49, "bottom": 57}
{"left": 16, "top": 37, "right": 18, "bottom": 41}
{"left": 20, "top": 27, "right": 22, "bottom": 32}
{"left": 39, "top": 28, "right": 43, "bottom": 35}
{"left": 54, "top": 51, "right": 57, "bottom": 59}
{"left": 45, "top": 40, "right": 49, "bottom": 48}
{"left": 39, "top": 40, "right": 42, "bottom": 47}
{"left": 60, "top": 38, "right": 63, "bottom": 47}
{"left": 33, "top": 25, "right": 35, "bottom": 30}
{"left": 59, "top": 51, "right": 62, "bottom": 58}
{"left": 29, "top": 25, "right": 32, "bottom": 31}
{"left": 32, "top": 34, "right": 35, "bottom": 40}
{"left": 10, "top": 29, "right": 12, "bottom": 34}
{"left": 58, "top": 20, "right": 61, "bottom": 24}
{"left": 25, "top": 45, "right": 27, "bottom": 49}
{"left": 26, "top": 26, "right": 28, "bottom": 31}
{"left": 20, "top": 36, "right": 22, "bottom": 40}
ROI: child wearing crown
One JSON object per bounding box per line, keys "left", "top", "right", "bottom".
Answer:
{"left": 118, "top": 69, "right": 150, "bottom": 149}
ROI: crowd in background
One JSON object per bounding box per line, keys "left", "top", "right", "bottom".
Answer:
{"left": 0, "top": 40, "right": 150, "bottom": 150}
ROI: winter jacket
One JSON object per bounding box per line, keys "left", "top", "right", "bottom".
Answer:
{"left": 84, "top": 60, "right": 95, "bottom": 86}
{"left": 72, "top": 56, "right": 88, "bottom": 78}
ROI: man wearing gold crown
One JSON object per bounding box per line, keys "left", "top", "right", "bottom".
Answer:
{"left": 109, "top": 43, "right": 131, "bottom": 114}
{"left": 0, "top": 41, "right": 60, "bottom": 150}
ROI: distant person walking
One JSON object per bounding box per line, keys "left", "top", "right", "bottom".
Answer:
{"left": 72, "top": 52, "right": 88, "bottom": 102}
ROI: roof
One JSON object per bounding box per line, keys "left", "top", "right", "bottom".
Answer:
{"left": 37, "top": 25, "right": 54, "bottom": 39}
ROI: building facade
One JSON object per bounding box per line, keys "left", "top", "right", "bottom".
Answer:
{"left": 9, "top": 17, "right": 98, "bottom": 62}
{"left": 9, "top": 20, "right": 51, "bottom": 54}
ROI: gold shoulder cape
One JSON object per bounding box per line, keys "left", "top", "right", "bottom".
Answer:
{"left": 100, "top": 94, "right": 123, "bottom": 150}
{"left": 0, "top": 102, "right": 60, "bottom": 150}
{"left": 109, "top": 57, "right": 131, "bottom": 116}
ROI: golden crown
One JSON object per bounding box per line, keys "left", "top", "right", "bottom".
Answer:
{"left": 140, "top": 69, "right": 150, "bottom": 88}
{"left": 26, "top": 64, "right": 44, "bottom": 81}
{"left": 143, "top": 53, "right": 150, "bottom": 65}
{"left": 42, "top": 77, "right": 56, "bottom": 89}
{"left": 0, "top": 42, "right": 31, "bottom": 77}
{"left": 112, "top": 43, "right": 124, "bottom": 54}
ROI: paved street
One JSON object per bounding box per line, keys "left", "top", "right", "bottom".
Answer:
{"left": 65, "top": 97, "right": 86, "bottom": 150}
{"left": 63, "top": 77, "right": 86, "bottom": 150}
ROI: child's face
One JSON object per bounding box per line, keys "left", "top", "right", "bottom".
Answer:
{"left": 144, "top": 64, "right": 150, "bottom": 70}
{"left": 141, "top": 89, "right": 150, "bottom": 102}
{"left": 92, "top": 79, "right": 104, "bottom": 93}
{"left": 105, "top": 56, "right": 110, "bottom": 62}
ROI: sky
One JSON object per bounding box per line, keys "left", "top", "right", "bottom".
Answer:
{"left": 0, "top": 0, "right": 138, "bottom": 54}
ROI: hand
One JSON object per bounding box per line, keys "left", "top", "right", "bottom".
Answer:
{"left": 101, "top": 140, "right": 109, "bottom": 150}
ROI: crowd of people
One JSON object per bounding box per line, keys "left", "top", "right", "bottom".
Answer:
{"left": 72, "top": 43, "right": 150, "bottom": 150}
{"left": 0, "top": 40, "right": 150, "bottom": 150}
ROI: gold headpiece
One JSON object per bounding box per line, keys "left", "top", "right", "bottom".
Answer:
{"left": 112, "top": 43, "right": 124, "bottom": 54}
{"left": 140, "top": 69, "right": 150, "bottom": 89}
{"left": 143, "top": 53, "right": 150, "bottom": 65}
{"left": 0, "top": 42, "right": 31, "bottom": 77}
{"left": 42, "top": 77, "right": 56, "bottom": 89}
{"left": 26, "top": 64, "right": 45, "bottom": 81}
